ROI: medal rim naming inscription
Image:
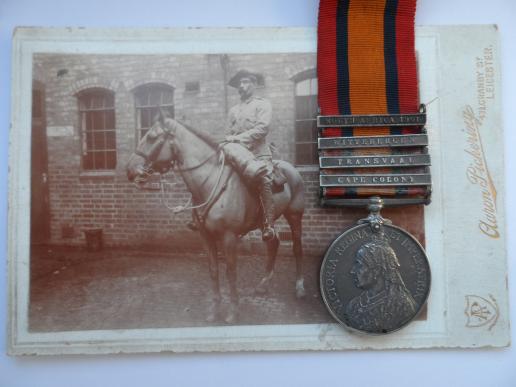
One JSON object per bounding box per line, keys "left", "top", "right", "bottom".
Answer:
{"left": 316, "top": 0, "right": 432, "bottom": 334}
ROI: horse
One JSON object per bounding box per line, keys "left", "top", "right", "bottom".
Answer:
{"left": 126, "top": 116, "right": 305, "bottom": 324}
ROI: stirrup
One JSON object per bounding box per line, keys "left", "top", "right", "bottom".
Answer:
{"left": 262, "top": 226, "right": 275, "bottom": 241}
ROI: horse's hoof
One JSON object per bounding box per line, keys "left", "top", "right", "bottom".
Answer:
{"left": 225, "top": 304, "right": 238, "bottom": 324}
{"left": 255, "top": 273, "right": 273, "bottom": 295}
{"left": 296, "top": 279, "right": 306, "bottom": 298}
{"left": 225, "top": 312, "right": 237, "bottom": 324}
{"left": 206, "top": 312, "right": 217, "bottom": 323}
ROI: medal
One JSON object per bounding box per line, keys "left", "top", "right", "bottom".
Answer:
{"left": 317, "top": 0, "right": 431, "bottom": 334}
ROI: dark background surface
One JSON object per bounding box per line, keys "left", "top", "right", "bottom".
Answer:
{"left": 1, "top": 0, "right": 515, "bottom": 386}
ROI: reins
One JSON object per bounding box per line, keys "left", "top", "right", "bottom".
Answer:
{"left": 161, "top": 150, "right": 226, "bottom": 214}
{"left": 172, "top": 150, "right": 218, "bottom": 173}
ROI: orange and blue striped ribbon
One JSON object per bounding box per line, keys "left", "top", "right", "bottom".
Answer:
{"left": 318, "top": 0, "right": 428, "bottom": 199}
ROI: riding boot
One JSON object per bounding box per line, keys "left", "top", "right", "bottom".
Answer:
{"left": 260, "top": 177, "right": 275, "bottom": 241}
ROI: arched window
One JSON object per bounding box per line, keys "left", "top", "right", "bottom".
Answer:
{"left": 294, "top": 73, "right": 318, "bottom": 165}
{"left": 78, "top": 88, "right": 116, "bottom": 170}
{"left": 134, "top": 83, "right": 175, "bottom": 141}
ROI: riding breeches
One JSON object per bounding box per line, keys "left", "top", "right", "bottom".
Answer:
{"left": 258, "top": 157, "right": 275, "bottom": 227}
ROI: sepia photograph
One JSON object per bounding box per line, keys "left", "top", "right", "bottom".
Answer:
{"left": 30, "top": 50, "right": 355, "bottom": 331}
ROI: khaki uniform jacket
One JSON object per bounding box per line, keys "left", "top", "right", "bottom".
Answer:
{"left": 226, "top": 96, "right": 272, "bottom": 158}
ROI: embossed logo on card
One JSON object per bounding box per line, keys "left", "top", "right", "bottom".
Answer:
{"left": 464, "top": 294, "right": 499, "bottom": 330}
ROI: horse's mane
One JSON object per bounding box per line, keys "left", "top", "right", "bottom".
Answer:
{"left": 174, "top": 119, "right": 219, "bottom": 150}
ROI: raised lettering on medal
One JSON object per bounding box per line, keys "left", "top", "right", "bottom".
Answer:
{"left": 318, "top": 134, "right": 428, "bottom": 149}
{"left": 320, "top": 154, "right": 431, "bottom": 169}
{"left": 317, "top": 113, "right": 426, "bottom": 127}
{"left": 319, "top": 174, "right": 431, "bottom": 187}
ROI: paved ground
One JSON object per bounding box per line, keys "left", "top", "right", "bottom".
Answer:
{"left": 29, "top": 245, "right": 332, "bottom": 332}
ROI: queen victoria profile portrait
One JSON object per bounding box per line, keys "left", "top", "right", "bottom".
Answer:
{"left": 345, "top": 238, "right": 418, "bottom": 333}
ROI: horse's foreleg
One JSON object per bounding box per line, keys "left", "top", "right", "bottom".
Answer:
{"left": 203, "top": 233, "right": 221, "bottom": 322}
{"left": 255, "top": 235, "right": 279, "bottom": 295}
{"left": 286, "top": 212, "right": 305, "bottom": 298}
{"left": 223, "top": 232, "right": 239, "bottom": 324}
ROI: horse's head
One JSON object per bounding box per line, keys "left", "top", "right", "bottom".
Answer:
{"left": 126, "top": 111, "right": 180, "bottom": 185}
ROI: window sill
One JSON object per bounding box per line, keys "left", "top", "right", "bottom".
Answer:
{"left": 79, "top": 170, "right": 116, "bottom": 181}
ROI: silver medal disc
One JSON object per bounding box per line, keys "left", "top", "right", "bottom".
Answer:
{"left": 320, "top": 221, "right": 431, "bottom": 335}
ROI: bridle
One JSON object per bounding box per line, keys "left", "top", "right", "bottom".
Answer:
{"left": 133, "top": 120, "right": 227, "bottom": 215}
{"left": 134, "top": 123, "right": 220, "bottom": 175}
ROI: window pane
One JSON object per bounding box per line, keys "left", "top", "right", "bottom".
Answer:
{"left": 295, "top": 96, "right": 310, "bottom": 120}
{"left": 295, "top": 120, "right": 317, "bottom": 142}
{"left": 85, "top": 112, "right": 92, "bottom": 130}
{"left": 91, "top": 111, "right": 104, "bottom": 130}
{"left": 94, "top": 152, "right": 105, "bottom": 169}
{"left": 149, "top": 90, "right": 160, "bottom": 106}
{"left": 149, "top": 106, "right": 160, "bottom": 123}
{"left": 106, "top": 151, "right": 117, "bottom": 169}
{"left": 296, "top": 95, "right": 318, "bottom": 120}
{"left": 83, "top": 152, "right": 94, "bottom": 170}
{"left": 106, "top": 131, "right": 116, "bottom": 149}
{"left": 91, "top": 95, "right": 104, "bottom": 109}
{"left": 135, "top": 92, "right": 145, "bottom": 107}
{"left": 93, "top": 132, "right": 105, "bottom": 149}
{"left": 141, "top": 108, "right": 151, "bottom": 129}
{"left": 86, "top": 131, "right": 93, "bottom": 149}
{"left": 105, "top": 110, "right": 115, "bottom": 129}
{"left": 295, "top": 79, "right": 311, "bottom": 96}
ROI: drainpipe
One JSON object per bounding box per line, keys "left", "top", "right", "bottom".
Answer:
{"left": 220, "top": 54, "right": 230, "bottom": 117}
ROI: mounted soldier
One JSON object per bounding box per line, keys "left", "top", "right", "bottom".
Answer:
{"left": 127, "top": 67, "right": 306, "bottom": 322}
{"left": 223, "top": 69, "right": 276, "bottom": 241}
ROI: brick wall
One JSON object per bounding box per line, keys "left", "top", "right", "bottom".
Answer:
{"left": 33, "top": 53, "right": 360, "bottom": 255}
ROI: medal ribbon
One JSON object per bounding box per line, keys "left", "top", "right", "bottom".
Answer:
{"left": 318, "top": 0, "right": 427, "bottom": 199}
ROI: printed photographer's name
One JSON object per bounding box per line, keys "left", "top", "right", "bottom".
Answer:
{"left": 463, "top": 105, "right": 499, "bottom": 239}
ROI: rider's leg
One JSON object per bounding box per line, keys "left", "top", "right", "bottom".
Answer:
{"left": 259, "top": 171, "right": 275, "bottom": 241}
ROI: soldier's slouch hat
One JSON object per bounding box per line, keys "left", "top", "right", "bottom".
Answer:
{"left": 228, "top": 69, "right": 263, "bottom": 88}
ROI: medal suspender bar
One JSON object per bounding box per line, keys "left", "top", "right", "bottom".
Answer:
{"left": 317, "top": 0, "right": 432, "bottom": 334}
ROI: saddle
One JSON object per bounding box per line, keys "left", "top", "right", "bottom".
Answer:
{"left": 221, "top": 142, "right": 286, "bottom": 193}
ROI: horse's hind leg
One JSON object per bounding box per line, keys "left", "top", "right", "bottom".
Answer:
{"left": 255, "top": 234, "right": 279, "bottom": 295}
{"left": 285, "top": 212, "right": 305, "bottom": 298}
{"left": 203, "top": 233, "right": 221, "bottom": 322}
{"left": 223, "top": 232, "right": 239, "bottom": 324}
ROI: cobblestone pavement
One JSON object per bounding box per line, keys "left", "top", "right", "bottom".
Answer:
{"left": 29, "top": 245, "right": 332, "bottom": 332}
